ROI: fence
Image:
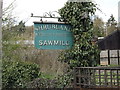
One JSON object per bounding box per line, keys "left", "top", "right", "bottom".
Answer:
{"left": 100, "top": 50, "right": 120, "bottom": 65}
{"left": 74, "top": 67, "right": 120, "bottom": 89}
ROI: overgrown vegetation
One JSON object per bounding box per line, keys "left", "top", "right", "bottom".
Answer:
{"left": 26, "top": 73, "right": 73, "bottom": 88}
{"left": 3, "top": 0, "right": 117, "bottom": 88}
{"left": 58, "top": 2, "right": 100, "bottom": 69}
{"left": 2, "top": 0, "right": 69, "bottom": 88}
{"left": 2, "top": 60, "right": 40, "bottom": 88}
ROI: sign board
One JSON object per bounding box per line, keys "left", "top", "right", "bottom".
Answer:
{"left": 34, "top": 22, "right": 73, "bottom": 49}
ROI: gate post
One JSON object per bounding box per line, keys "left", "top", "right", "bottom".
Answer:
{"left": 117, "top": 50, "right": 120, "bottom": 65}
{"left": 73, "top": 67, "right": 77, "bottom": 88}
{"left": 108, "top": 50, "right": 110, "bottom": 65}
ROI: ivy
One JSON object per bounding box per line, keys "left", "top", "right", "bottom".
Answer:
{"left": 59, "top": 2, "right": 100, "bottom": 69}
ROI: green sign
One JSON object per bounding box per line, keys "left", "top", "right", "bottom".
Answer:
{"left": 34, "top": 22, "right": 73, "bottom": 49}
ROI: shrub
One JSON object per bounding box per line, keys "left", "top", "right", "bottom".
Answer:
{"left": 2, "top": 60, "right": 40, "bottom": 88}
{"left": 26, "top": 72, "right": 73, "bottom": 88}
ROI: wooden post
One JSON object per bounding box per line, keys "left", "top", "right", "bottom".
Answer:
{"left": 117, "top": 70, "right": 119, "bottom": 88}
{"left": 73, "top": 67, "right": 76, "bottom": 88}
{"left": 117, "top": 50, "right": 120, "bottom": 65}
{"left": 0, "top": 0, "right": 2, "bottom": 89}
{"left": 98, "top": 69, "right": 101, "bottom": 86}
{"left": 108, "top": 50, "right": 110, "bottom": 65}
{"left": 104, "top": 70, "right": 107, "bottom": 87}
{"left": 0, "top": 0, "right": 2, "bottom": 56}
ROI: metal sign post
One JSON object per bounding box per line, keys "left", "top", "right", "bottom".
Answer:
{"left": 32, "top": 12, "right": 74, "bottom": 50}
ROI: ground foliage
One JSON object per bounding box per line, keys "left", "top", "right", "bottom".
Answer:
{"left": 26, "top": 72, "right": 73, "bottom": 88}
{"left": 2, "top": 60, "right": 40, "bottom": 88}
{"left": 59, "top": 2, "right": 100, "bottom": 69}
{"left": 2, "top": 1, "right": 100, "bottom": 88}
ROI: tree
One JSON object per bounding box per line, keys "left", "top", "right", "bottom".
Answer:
{"left": 2, "top": 1, "right": 40, "bottom": 88}
{"left": 106, "top": 14, "right": 117, "bottom": 35}
{"left": 59, "top": 2, "right": 100, "bottom": 69}
{"left": 2, "top": 0, "right": 16, "bottom": 28}
{"left": 17, "top": 21, "right": 26, "bottom": 32}
{"left": 93, "top": 16, "right": 105, "bottom": 37}
{"left": 13, "top": 21, "right": 26, "bottom": 34}
{"left": 2, "top": 0, "right": 26, "bottom": 41}
{"left": 2, "top": 0, "right": 17, "bottom": 41}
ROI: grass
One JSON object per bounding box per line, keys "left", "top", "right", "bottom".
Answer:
{"left": 40, "top": 73, "right": 56, "bottom": 79}
{"left": 108, "top": 64, "right": 120, "bottom": 67}
{"left": 95, "top": 70, "right": 120, "bottom": 86}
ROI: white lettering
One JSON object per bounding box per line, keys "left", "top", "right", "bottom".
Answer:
{"left": 40, "top": 26, "right": 43, "bottom": 30}
{"left": 52, "top": 25, "right": 57, "bottom": 29}
{"left": 59, "top": 41, "right": 62, "bottom": 45}
{"left": 39, "top": 40, "right": 43, "bottom": 46}
{"left": 48, "top": 40, "right": 53, "bottom": 45}
{"left": 53, "top": 40, "right": 59, "bottom": 45}
{"left": 62, "top": 41, "right": 65, "bottom": 46}
{"left": 35, "top": 24, "right": 71, "bottom": 31}
{"left": 39, "top": 40, "right": 70, "bottom": 46}
{"left": 35, "top": 27, "right": 39, "bottom": 30}
{"left": 66, "top": 41, "right": 69, "bottom": 46}
{"left": 43, "top": 40, "right": 48, "bottom": 45}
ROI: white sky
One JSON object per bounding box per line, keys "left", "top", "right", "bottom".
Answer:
{"left": 3, "top": 0, "right": 120, "bottom": 26}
